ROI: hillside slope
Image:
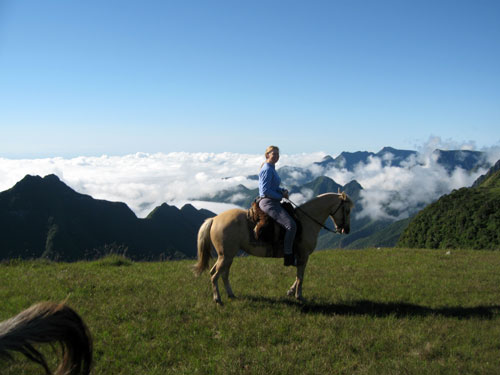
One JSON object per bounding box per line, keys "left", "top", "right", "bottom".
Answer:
{"left": 397, "top": 160, "right": 500, "bottom": 249}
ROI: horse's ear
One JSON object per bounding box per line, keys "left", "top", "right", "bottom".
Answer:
{"left": 341, "top": 192, "right": 347, "bottom": 200}
{"left": 338, "top": 187, "right": 341, "bottom": 194}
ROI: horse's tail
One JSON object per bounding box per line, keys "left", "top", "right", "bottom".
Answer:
{"left": 193, "top": 217, "right": 214, "bottom": 276}
{"left": 0, "top": 301, "right": 93, "bottom": 375}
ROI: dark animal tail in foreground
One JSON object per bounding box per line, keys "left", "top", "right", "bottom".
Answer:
{"left": 0, "top": 301, "right": 93, "bottom": 375}
{"left": 193, "top": 217, "right": 214, "bottom": 276}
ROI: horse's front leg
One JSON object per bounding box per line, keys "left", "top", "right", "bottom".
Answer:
{"left": 287, "top": 279, "right": 298, "bottom": 297}
{"left": 293, "top": 263, "right": 307, "bottom": 301}
{"left": 286, "top": 262, "right": 307, "bottom": 301}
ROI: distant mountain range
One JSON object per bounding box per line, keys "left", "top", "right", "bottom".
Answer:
{"left": 314, "top": 147, "right": 418, "bottom": 170}
{"left": 314, "top": 147, "right": 489, "bottom": 172}
{"left": 0, "top": 147, "right": 495, "bottom": 261}
{"left": 0, "top": 175, "right": 214, "bottom": 261}
{"left": 245, "top": 147, "right": 490, "bottom": 187}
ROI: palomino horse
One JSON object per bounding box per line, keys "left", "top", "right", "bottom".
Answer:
{"left": 194, "top": 192, "right": 353, "bottom": 304}
{"left": 0, "top": 301, "right": 92, "bottom": 375}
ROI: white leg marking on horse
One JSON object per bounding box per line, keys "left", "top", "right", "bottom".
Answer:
{"left": 295, "top": 264, "right": 306, "bottom": 301}
{"left": 287, "top": 280, "right": 297, "bottom": 297}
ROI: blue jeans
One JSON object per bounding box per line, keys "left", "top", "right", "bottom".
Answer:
{"left": 258, "top": 198, "right": 297, "bottom": 255}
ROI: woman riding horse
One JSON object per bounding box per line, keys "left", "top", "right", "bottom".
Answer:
{"left": 194, "top": 151, "right": 354, "bottom": 304}
{"left": 258, "top": 146, "right": 297, "bottom": 266}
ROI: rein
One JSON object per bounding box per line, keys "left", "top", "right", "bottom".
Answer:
{"left": 286, "top": 198, "right": 344, "bottom": 234}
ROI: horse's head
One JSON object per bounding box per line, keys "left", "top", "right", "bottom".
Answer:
{"left": 330, "top": 192, "right": 354, "bottom": 234}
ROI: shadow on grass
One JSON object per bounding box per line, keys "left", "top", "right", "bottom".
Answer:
{"left": 241, "top": 295, "right": 500, "bottom": 319}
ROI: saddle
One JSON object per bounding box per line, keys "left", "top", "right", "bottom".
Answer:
{"left": 247, "top": 199, "right": 301, "bottom": 249}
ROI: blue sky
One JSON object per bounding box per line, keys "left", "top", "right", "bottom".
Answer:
{"left": 1, "top": 0, "right": 499, "bottom": 158}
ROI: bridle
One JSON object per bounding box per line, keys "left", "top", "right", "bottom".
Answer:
{"left": 330, "top": 199, "right": 348, "bottom": 233}
{"left": 287, "top": 196, "right": 348, "bottom": 234}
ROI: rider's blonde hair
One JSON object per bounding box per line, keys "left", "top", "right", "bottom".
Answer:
{"left": 264, "top": 145, "right": 279, "bottom": 158}
{"left": 261, "top": 146, "right": 280, "bottom": 169}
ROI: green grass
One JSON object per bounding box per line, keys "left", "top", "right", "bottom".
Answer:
{"left": 1, "top": 249, "right": 500, "bottom": 374}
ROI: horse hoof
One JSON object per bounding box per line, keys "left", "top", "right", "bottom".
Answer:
{"left": 228, "top": 294, "right": 237, "bottom": 300}
{"left": 286, "top": 289, "right": 295, "bottom": 297}
{"left": 214, "top": 298, "right": 224, "bottom": 305}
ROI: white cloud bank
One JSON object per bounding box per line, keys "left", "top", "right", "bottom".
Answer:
{"left": 0, "top": 138, "right": 498, "bottom": 220}
{"left": 0, "top": 151, "right": 325, "bottom": 217}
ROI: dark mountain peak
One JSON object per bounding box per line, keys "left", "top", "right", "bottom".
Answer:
{"left": 338, "top": 151, "right": 358, "bottom": 156}
{"left": 181, "top": 203, "right": 215, "bottom": 218}
{"left": 43, "top": 174, "right": 62, "bottom": 183}
{"left": 12, "top": 174, "right": 44, "bottom": 190}
{"left": 341, "top": 180, "right": 363, "bottom": 203}
{"left": 344, "top": 180, "right": 363, "bottom": 190}
{"left": 18, "top": 174, "right": 43, "bottom": 183}
{"left": 147, "top": 202, "right": 180, "bottom": 220}
{"left": 198, "top": 208, "right": 216, "bottom": 217}
{"left": 17, "top": 174, "right": 63, "bottom": 186}
{"left": 180, "top": 203, "right": 197, "bottom": 213}
{"left": 160, "top": 202, "right": 177, "bottom": 209}
{"left": 378, "top": 146, "right": 398, "bottom": 153}
{"left": 338, "top": 150, "right": 373, "bottom": 158}
{"left": 300, "top": 176, "right": 342, "bottom": 196}
{"left": 334, "top": 151, "right": 374, "bottom": 170}
{"left": 180, "top": 204, "right": 215, "bottom": 228}
{"left": 317, "top": 155, "right": 334, "bottom": 164}
{"left": 180, "top": 203, "right": 215, "bottom": 217}
{"left": 9, "top": 174, "right": 80, "bottom": 199}
{"left": 312, "top": 155, "right": 335, "bottom": 168}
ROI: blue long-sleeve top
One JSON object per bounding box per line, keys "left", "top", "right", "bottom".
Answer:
{"left": 259, "top": 163, "right": 285, "bottom": 200}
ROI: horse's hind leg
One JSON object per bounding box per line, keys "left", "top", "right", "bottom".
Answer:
{"left": 210, "top": 257, "right": 223, "bottom": 304}
{"left": 210, "top": 256, "right": 234, "bottom": 304}
{"left": 210, "top": 262, "right": 217, "bottom": 276}
{"left": 221, "top": 259, "right": 235, "bottom": 299}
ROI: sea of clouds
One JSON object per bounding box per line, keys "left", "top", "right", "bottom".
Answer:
{"left": 1, "top": 138, "right": 499, "bottom": 221}
{"left": 0, "top": 151, "right": 324, "bottom": 217}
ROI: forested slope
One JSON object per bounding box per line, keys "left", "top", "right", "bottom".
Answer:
{"left": 397, "top": 160, "right": 500, "bottom": 250}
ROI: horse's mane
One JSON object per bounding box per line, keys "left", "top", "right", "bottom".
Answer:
{"left": 299, "top": 192, "right": 354, "bottom": 211}
{"left": 0, "top": 301, "right": 93, "bottom": 375}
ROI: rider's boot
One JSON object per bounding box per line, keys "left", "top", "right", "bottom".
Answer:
{"left": 284, "top": 253, "right": 296, "bottom": 267}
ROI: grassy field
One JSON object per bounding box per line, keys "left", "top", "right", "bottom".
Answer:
{"left": 1, "top": 249, "right": 500, "bottom": 374}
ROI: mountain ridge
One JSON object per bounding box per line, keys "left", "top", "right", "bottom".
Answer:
{"left": 0, "top": 174, "right": 214, "bottom": 261}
